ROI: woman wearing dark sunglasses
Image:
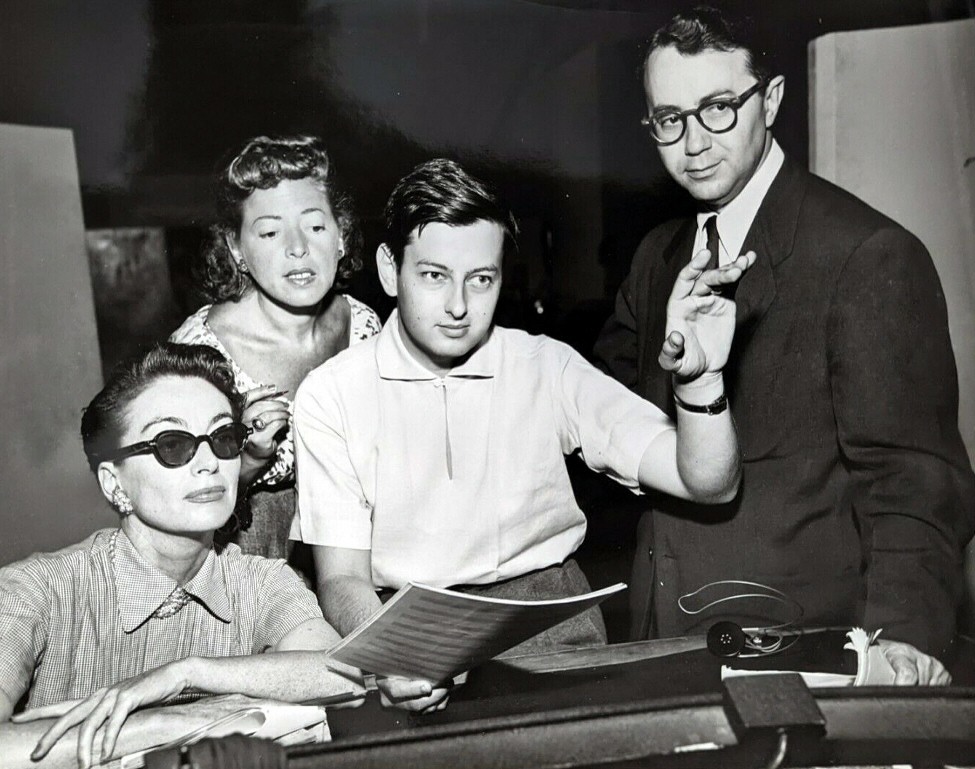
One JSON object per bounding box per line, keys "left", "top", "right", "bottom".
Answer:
{"left": 0, "top": 343, "right": 363, "bottom": 768}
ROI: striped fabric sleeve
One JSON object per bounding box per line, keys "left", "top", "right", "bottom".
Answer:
{"left": 0, "top": 563, "right": 50, "bottom": 706}
{"left": 251, "top": 559, "right": 324, "bottom": 653}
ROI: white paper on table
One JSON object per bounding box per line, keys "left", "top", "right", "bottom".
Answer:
{"left": 720, "top": 627, "right": 897, "bottom": 688}
{"left": 117, "top": 701, "right": 328, "bottom": 769}
{"left": 720, "top": 666, "right": 856, "bottom": 688}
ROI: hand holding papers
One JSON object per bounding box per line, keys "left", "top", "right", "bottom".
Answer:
{"left": 720, "top": 627, "right": 897, "bottom": 688}
{"left": 328, "top": 582, "right": 627, "bottom": 684}
{"left": 845, "top": 628, "right": 897, "bottom": 686}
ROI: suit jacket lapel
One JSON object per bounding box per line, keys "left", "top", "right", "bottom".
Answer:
{"left": 734, "top": 155, "right": 806, "bottom": 332}
{"left": 646, "top": 219, "right": 697, "bottom": 411}
{"left": 663, "top": 216, "right": 698, "bottom": 269}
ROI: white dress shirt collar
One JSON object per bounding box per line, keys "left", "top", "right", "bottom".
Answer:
{"left": 694, "top": 139, "right": 784, "bottom": 265}
{"left": 376, "top": 309, "right": 497, "bottom": 381}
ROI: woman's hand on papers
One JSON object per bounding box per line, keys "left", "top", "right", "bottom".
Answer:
{"left": 877, "top": 640, "right": 951, "bottom": 686}
{"left": 17, "top": 659, "right": 188, "bottom": 768}
{"left": 376, "top": 675, "right": 451, "bottom": 713}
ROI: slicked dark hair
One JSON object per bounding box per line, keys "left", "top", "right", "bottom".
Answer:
{"left": 81, "top": 343, "right": 244, "bottom": 473}
{"left": 200, "top": 135, "right": 363, "bottom": 301}
{"left": 644, "top": 6, "right": 772, "bottom": 84}
{"left": 382, "top": 158, "right": 519, "bottom": 267}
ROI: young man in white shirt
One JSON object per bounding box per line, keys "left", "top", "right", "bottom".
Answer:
{"left": 292, "top": 158, "right": 753, "bottom": 710}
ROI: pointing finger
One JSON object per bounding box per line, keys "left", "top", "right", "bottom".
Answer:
{"left": 31, "top": 696, "right": 101, "bottom": 761}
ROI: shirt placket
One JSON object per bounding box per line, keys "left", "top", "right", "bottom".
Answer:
{"left": 433, "top": 378, "right": 454, "bottom": 480}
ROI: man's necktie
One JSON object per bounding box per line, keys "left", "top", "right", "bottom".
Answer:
{"left": 704, "top": 214, "right": 720, "bottom": 270}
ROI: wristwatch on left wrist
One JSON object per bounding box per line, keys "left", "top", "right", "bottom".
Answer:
{"left": 673, "top": 392, "right": 728, "bottom": 415}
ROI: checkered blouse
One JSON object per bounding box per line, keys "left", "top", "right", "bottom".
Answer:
{"left": 0, "top": 528, "right": 322, "bottom": 710}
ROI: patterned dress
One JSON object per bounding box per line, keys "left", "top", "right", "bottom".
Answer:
{"left": 170, "top": 295, "right": 381, "bottom": 559}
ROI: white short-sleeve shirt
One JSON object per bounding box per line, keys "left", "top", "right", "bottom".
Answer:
{"left": 290, "top": 312, "right": 673, "bottom": 589}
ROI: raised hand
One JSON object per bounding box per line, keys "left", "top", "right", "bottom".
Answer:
{"left": 660, "top": 248, "right": 756, "bottom": 380}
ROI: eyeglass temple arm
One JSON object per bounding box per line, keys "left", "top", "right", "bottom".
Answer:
{"left": 96, "top": 441, "right": 155, "bottom": 463}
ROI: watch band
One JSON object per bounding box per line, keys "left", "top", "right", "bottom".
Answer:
{"left": 673, "top": 392, "right": 728, "bottom": 415}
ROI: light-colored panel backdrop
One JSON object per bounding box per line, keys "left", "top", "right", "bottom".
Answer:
{"left": 809, "top": 19, "right": 975, "bottom": 465}
{"left": 809, "top": 19, "right": 975, "bottom": 625}
{"left": 0, "top": 123, "right": 115, "bottom": 565}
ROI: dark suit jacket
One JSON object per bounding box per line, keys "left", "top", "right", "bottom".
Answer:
{"left": 594, "top": 155, "right": 975, "bottom": 657}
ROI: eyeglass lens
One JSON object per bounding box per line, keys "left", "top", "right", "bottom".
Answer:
{"left": 646, "top": 80, "right": 766, "bottom": 145}
{"left": 155, "top": 424, "right": 247, "bottom": 467}
{"left": 653, "top": 102, "right": 736, "bottom": 142}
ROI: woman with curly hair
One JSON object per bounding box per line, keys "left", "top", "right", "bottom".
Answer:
{"left": 170, "top": 136, "right": 380, "bottom": 560}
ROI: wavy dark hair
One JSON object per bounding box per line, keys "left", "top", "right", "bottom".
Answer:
{"left": 644, "top": 6, "right": 772, "bottom": 84}
{"left": 81, "top": 343, "right": 245, "bottom": 473}
{"left": 382, "top": 158, "right": 519, "bottom": 267}
{"left": 199, "top": 135, "right": 363, "bottom": 302}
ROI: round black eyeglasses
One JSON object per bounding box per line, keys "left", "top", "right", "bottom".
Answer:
{"left": 641, "top": 80, "right": 768, "bottom": 146}
{"left": 99, "top": 422, "right": 252, "bottom": 468}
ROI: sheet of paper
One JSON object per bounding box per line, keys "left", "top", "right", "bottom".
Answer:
{"left": 720, "top": 627, "right": 897, "bottom": 688}
{"left": 116, "top": 697, "right": 329, "bottom": 769}
{"left": 720, "top": 666, "right": 856, "bottom": 688}
{"left": 845, "top": 627, "right": 897, "bottom": 686}
{"left": 329, "top": 582, "right": 627, "bottom": 683}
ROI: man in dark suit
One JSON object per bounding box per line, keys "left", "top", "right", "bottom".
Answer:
{"left": 595, "top": 6, "right": 975, "bottom": 684}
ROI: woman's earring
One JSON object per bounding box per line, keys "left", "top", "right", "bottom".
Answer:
{"left": 236, "top": 260, "right": 250, "bottom": 274}
{"left": 111, "top": 487, "right": 134, "bottom": 516}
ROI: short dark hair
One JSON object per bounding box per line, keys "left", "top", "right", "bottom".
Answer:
{"left": 200, "top": 135, "right": 363, "bottom": 301}
{"left": 382, "top": 158, "right": 519, "bottom": 266}
{"left": 644, "top": 6, "right": 772, "bottom": 84}
{"left": 81, "top": 343, "right": 244, "bottom": 473}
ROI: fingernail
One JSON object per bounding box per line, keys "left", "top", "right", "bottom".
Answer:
{"left": 30, "top": 749, "right": 41, "bottom": 761}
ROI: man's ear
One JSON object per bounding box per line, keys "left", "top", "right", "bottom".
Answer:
{"left": 763, "top": 75, "right": 785, "bottom": 129}
{"left": 376, "top": 244, "right": 399, "bottom": 299}
{"left": 96, "top": 463, "right": 120, "bottom": 507}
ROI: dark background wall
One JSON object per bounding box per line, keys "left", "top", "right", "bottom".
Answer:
{"left": 1, "top": 0, "right": 971, "bottom": 636}
{"left": 4, "top": 0, "right": 970, "bottom": 341}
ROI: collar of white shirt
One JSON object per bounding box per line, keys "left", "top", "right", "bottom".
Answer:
{"left": 376, "top": 308, "right": 498, "bottom": 381}
{"left": 111, "top": 528, "right": 232, "bottom": 632}
{"left": 694, "top": 139, "right": 785, "bottom": 265}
